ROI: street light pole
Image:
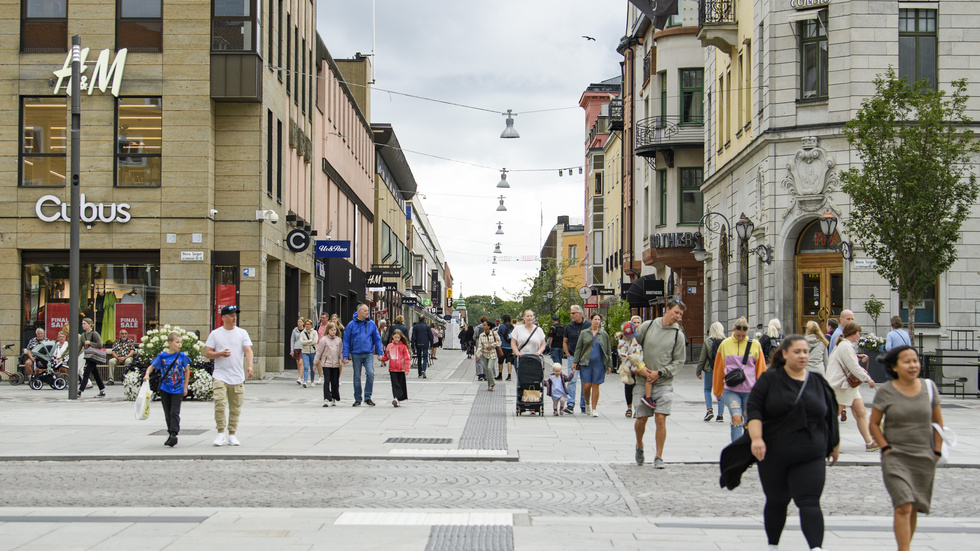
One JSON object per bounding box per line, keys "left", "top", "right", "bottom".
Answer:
{"left": 67, "top": 34, "right": 81, "bottom": 400}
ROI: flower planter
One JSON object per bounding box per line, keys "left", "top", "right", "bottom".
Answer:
{"left": 861, "top": 349, "right": 887, "bottom": 383}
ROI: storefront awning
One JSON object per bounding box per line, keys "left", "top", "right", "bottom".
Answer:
{"left": 626, "top": 274, "right": 665, "bottom": 309}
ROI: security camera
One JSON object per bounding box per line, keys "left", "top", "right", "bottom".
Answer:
{"left": 209, "top": 209, "right": 218, "bottom": 217}
{"left": 269, "top": 211, "right": 279, "bottom": 224}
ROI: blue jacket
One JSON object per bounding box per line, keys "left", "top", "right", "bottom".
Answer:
{"left": 411, "top": 321, "right": 432, "bottom": 348}
{"left": 342, "top": 313, "right": 384, "bottom": 358}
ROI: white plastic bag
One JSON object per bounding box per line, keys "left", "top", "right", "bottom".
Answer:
{"left": 134, "top": 380, "right": 152, "bottom": 420}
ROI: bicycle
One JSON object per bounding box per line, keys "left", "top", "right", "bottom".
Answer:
{"left": 1, "top": 344, "right": 25, "bottom": 385}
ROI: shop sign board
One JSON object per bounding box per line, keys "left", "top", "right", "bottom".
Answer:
{"left": 53, "top": 48, "right": 128, "bottom": 97}
{"left": 45, "top": 302, "right": 70, "bottom": 340}
{"left": 286, "top": 229, "right": 311, "bottom": 253}
{"left": 35, "top": 194, "right": 131, "bottom": 224}
{"left": 315, "top": 240, "right": 351, "bottom": 258}
{"left": 115, "top": 303, "right": 144, "bottom": 342}
{"left": 403, "top": 298, "right": 418, "bottom": 306}
{"left": 791, "top": 0, "right": 829, "bottom": 9}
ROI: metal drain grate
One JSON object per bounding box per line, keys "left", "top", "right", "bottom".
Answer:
{"left": 385, "top": 437, "right": 453, "bottom": 444}
{"left": 425, "top": 525, "right": 513, "bottom": 551}
{"left": 149, "top": 429, "right": 209, "bottom": 436}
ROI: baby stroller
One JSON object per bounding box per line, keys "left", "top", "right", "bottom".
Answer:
{"left": 515, "top": 354, "right": 544, "bottom": 416}
{"left": 27, "top": 341, "right": 68, "bottom": 391}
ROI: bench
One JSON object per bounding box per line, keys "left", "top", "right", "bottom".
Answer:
{"left": 927, "top": 349, "right": 977, "bottom": 398}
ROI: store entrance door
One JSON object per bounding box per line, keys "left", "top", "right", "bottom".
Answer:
{"left": 284, "top": 266, "right": 300, "bottom": 370}
{"left": 795, "top": 220, "right": 844, "bottom": 334}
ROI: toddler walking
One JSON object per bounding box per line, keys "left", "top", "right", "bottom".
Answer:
{"left": 544, "top": 363, "right": 573, "bottom": 416}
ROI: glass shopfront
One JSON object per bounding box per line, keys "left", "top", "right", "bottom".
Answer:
{"left": 21, "top": 251, "right": 160, "bottom": 347}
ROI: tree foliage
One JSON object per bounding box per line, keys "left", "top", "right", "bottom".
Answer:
{"left": 840, "top": 69, "right": 980, "bottom": 337}
{"left": 518, "top": 258, "right": 582, "bottom": 325}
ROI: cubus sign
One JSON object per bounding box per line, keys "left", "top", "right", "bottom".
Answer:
{"left": 53, "top": 48, "right": 128, "bottom": 97}
{"left": 35, "top": 194, "right": 132, "bottom": 224}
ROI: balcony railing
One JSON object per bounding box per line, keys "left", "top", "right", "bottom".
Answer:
{"left": 609, "top": 99, "right": 623, "bottom": 131}
{"left": 698, "top": 0, "right": 736, "bottom": 30}
{"left": 635, "top": 115, "right": 704, "bottom": 157}
{"left": 697, "top": 0, "right": 738, "bottom": 50}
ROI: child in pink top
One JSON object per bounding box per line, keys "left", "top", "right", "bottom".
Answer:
{"left": 383, "top": 329, "right": 411, "bottom": 407}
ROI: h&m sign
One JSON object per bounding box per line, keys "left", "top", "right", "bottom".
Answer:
{"left": 53, "top": 48, "right": 128, "bottom": 97}
{"left": 649, "top": 232, "right": 696, "bottom": 249}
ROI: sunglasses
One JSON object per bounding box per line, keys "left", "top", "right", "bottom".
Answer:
{"left": 734, "top": 325, "right": 749, "bottom": 331}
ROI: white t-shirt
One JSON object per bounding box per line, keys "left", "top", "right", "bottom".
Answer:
{"left": 510, "top": 324, "right": 545, "bottom": 354}
{"left": 205, "top": 326, "right": 253, "bottom": 385}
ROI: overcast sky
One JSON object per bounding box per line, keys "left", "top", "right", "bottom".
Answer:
{"left": 317, "top": 1, "right": 626, "bottom": 300}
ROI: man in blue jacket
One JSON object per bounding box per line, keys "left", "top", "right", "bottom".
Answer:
{"left": 342, "top": 304, "right": 384, "bottom": 406}
{"left": 411, "top": 316, "right": 432, "bottom": 378}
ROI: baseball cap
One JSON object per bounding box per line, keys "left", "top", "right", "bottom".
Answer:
{"left": 622, "top": 321, "right": 636, "bottom": 338}
{"left": 551, "top": 315, "right": 559, "bottom": 321}
{"left": 220, "top": 305, "right": 240, "bottom": 315}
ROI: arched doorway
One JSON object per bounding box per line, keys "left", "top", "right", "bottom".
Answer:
{"left": 795, "top": 220, "right": 844, "bottom": 333}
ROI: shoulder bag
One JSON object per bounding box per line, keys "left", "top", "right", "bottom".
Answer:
{"left": 844, "top": 349, "right": 867, "bottom": 387}
{"left": 493, "top": 333, "right": 503, "bottom": 358}
{"left": 724, "top": 339, "right": 753, "bottom": 388}
{"left": 149, "top": 354, "right": 180, "bottom": 393}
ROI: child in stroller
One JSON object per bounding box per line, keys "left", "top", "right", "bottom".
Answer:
{"left": 515, "top": 353, "right": 544, "bottom": 416}
{"left": 27, "top": 340, "right": 68, "bottom": 390}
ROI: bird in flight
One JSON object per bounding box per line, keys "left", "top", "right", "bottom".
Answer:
{"left": 582, "top": 35, "right": 596, "bottom": 41}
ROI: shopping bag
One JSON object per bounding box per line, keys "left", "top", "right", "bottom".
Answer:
{"left": 134, "top": 380, "right": 152, "bottom": 421}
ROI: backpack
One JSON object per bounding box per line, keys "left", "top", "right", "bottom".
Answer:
{"left": 763, "top": 334, "right": 783, "bottom": 359}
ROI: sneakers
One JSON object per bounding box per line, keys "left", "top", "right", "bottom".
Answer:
{"left": 317, "top": 377, "right": 324, "bottom": 385}
{"left": 866, "top": 442, "right": 880, "bottom": 452}
{"left": 716, "top": 414, "right": 724, "bottom": 423}
{"left": 302, "top": 381, "right": 308, "bottom": 388}
{"left": 841, "top": 410, "right": 847, "bottom": 422}
{"left": 506, "top": 374, "right": 512, "bottom": 381}
{"left": 703, "top": 410, "right": 715, "bottom": 422}
{"left": 553, "top": 410, "right": 559, "bottom": 416}
{"left": 310, "top": 380, "right": 316, "bottom": 387}
{"left": 165, "top": 435, "right": 177, "bottom": 447}
{"left": 213, "top": 432, "right": 228, "bottom": 446}
{"left": 352, "top": 401, "right": 361, "bottom": 407}
{"left": 591, "top": 409, "right": 599, "bottom": 418}
{"left": 422, "top": 372, "right": 427, "bottom": 379}
{"left": 585, "top": 404, "right": 592, "bottom": 416}
{"left": 392, "top": 398, "right": 400, "bottom": 407}
{"left": 228, "top": 435, "right": 241, "bottom": 446}
{"left": 296, "top": 379, "right": 303, "bottom": 385}
{"left": 641, "top": 396, "right": 656, "bottom": 409}
{"left": 564, "top": 406, "right": 574, "bottom": 415}
{"left": 95, "top": 390, "right": 106, "bottom": 398}
{"left": 330, "top": 399, "right": 337, "bottom": 407}
{"left": 635, "top": 447, "right": 645, "bottom": 466}
{"left": 581, "top": 407, "right": 587, "bottom": 414}
{"left": 323, "top": 400, "right": 331, "bottom": 407}
{"left": 365, "top": 399, "right": 376, "bottom": 406}
{"left": 654, "top": 457, "right": 665, "bottom": 469}
{"left": 494, "top": 374, "right": 503, "bottom": 381}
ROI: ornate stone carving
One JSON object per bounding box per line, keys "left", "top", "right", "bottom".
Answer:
{"left": 781, "top": 136, "right": 841, "bottom": 218}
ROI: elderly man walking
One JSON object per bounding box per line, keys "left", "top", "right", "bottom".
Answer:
{"left": 562, "top": 305, "right": 590, "bottom": 414}
{"left": 827, "top": 309, "right": 855, "bottom": 355}
{"left": 342, "top": 304, "right": 384, "bottom": 407}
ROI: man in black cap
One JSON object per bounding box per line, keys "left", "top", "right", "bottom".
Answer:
{"left": 205, "top": 305, "right": 253, "bottom": 446}
{"left": 548, "top": 315, "right": 564, "bottom": 366}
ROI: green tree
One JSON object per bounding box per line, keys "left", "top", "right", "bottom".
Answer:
{"left": 840, "top": 69, "right": 980, "bottom": 338}
{"left": 519, "top": 258, "right": 580, "bottom": 325}
{"left": 864, "top": 295, "right": 884, "bottom": 335}
{"left": 603, "top": 300, "right": 632, "bottom": 338}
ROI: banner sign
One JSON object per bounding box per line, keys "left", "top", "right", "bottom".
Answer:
{"left": 215, "top": 284, "right": 237, "bottom": 329}
{"left": 315, "top": 240, "right": 351, "bottom": 258}
{"left": 115, "top": 303, "right": 144, "bottom": 342}
{"left": 45, "top": 302, "right": 70, "bottom": 340}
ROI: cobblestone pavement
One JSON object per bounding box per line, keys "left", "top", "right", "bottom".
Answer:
{"left": 5, "top": 460, "right": 980, "bottom": 518}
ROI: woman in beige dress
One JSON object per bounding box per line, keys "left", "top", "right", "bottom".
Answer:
{"left": 869, "top": 345, "right": 944, "bottom": 551}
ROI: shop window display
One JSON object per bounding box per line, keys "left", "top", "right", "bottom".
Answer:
{"left": 22, "top": 261, "right": 160, "bottom": 345}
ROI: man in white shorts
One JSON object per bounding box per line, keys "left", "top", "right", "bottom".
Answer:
{"left": 205, "top": 305, "right": 254, "bottom": 446}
